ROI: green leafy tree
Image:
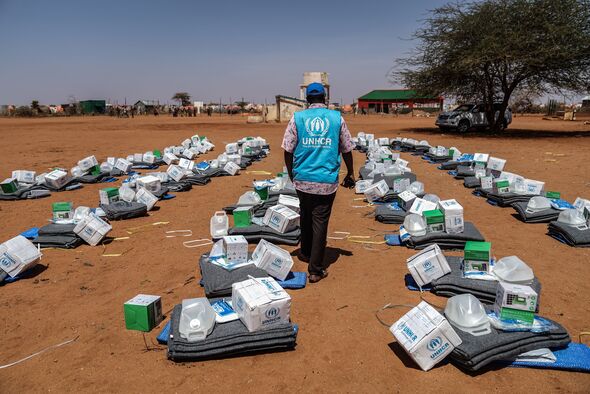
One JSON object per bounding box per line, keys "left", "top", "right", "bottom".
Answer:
{"left": 393, "top": 0, "right": 590, "bottom": 131}
{"left": 172, "top": 92, "right": 191, "bottom": 106}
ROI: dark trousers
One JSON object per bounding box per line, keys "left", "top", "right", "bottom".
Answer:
{"left": 296, "top": 190, "right": 336, "bottom": 275}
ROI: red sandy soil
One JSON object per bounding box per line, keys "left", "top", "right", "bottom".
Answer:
{"left": 0, "top": 115, "right": 589, "bottom": 393}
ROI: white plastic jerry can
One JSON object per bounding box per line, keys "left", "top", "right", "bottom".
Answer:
{"left": 210, "top": 211, "right": 229, "bottom": 238}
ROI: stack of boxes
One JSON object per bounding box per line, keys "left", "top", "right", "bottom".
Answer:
{"left": 52, "top": 202, "right": 74, "bottom": 221}
{"left": 494, "top": 283, "right": 538, "bottom": 325}
{"left": 99, "top": 187, "right": 120, "bottom": 205}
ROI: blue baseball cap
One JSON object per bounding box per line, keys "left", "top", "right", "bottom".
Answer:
{"left": 306, "top": 82, "right": 325, "bottom": 96}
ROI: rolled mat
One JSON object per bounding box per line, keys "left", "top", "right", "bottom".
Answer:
{"left": 167, "top": 303, "right": 297, "bottom": 362}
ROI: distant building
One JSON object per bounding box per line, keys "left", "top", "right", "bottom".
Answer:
{"left": 300, "top": 72, "right": 330, "bottom": 103}
{"left": 357, "top": 89, "right": 443, "bottom": 114}
{"left": 582, "top": 95, "right": 590, "bottom": 108}
{"left": 79, "top": 100, "right": 106, "bottom": 114}
{"left": 134, "top": 100, "right": 160, "bottom": 114}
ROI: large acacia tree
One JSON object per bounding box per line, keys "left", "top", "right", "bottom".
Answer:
{"left": 394, "top": 0, "right": 590, "bottom": 131}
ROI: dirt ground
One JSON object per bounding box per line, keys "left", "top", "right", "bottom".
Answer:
{"left": 0, "top": 115, "right": 589, "bottom": 393}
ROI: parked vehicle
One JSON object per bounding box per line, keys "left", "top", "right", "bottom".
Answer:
{"left": 435, "top": 103, "right": 512, "bottom": 132}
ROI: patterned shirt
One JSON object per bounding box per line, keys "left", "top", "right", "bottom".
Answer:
{"left": 281, "top": 103, "right": 355, "bottom": 195}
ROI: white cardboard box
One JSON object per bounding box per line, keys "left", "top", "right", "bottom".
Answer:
{"left": 135, "top": 188, "right": 158, "bottom": 211}
{"left": 74, "top": 213, "right": 112, "bottom": 246}
{"left": 136, "top": 175, "right": 161, "bottom": 193}
{"left": 487, "top": 157, "right": 506, "bottom": 171}
{"left": 172, "top": 146, "right": 184, "bottom": 156}
{"left": 573, "top": 197, "right": 590, "bottom": 213}
{"left": 495, "top": 282, "right": 538, "bottom": 312}
{"left": 263, "top": 205, "right": 300, "bottom": 234}
{"left": 222, "top": 235, "right": 248, "bottom": 264}
{"left": 224, "top": 161, "right": 241, "bottom": 176}
{"left": 178, "top": 158, "right": 195, "bottom": 171}
{"left": 278, "top": 194, "right": 300, "bottom": 213}
{"left": 364, "top": 180, "right": 389, "bottom": 202}
{"left": 167, "top": 165, "right": 185, "bottom": 182}
{"left": 250, "top": 239, "right": 294, "bottom": 281}
{"left": 407, "top": 244, "right": 451, "bottom": 287}
{"left": 473, "top": 153, "right": 489, "bottom": 163}
{"left": 163, "top": 153, "right": 179, "bottom": 165}
{"left": 438, "top": 199, "right": 464, "bottom": 234}
{"left": 225, "top": 143, "right": 239, "bottom": 154}
{"left": 227, "top": 154, "right": 242, "bottom": 165}
{"left": 393, "top": 178, "right": 410, "bottom": 193}
{"left": 183, "top": 149, "right": 197, "bottom": 160}
{"left": 78, "top": 155, "right": 98, "bottom": 171}
{"left": 480, "top": 176, "right": 493, "bottom": 190}
{"left": 45, "top": 170, "right": 69, "bottom": 189}
{"left": 232, "top": 277, "right": 291, "bottom": 332}
{"left": 182, "top": 138, "right": 192, "bottom": 149}
{"left": 12, "top": 170, "right": 36, "bottom": 184}
{"left": 133, "top": 153, "right": 143, "bottom": 163}
{"left": 143, "top": 152, "right": 156, "bottom": 164}
{"left": 115, "top": 158, "right": 133, "bottom": 173}
{"left": 0, "top": 235, "right": 42, "bottom": 278}
{"left": 409, "top": 198, "right": 438, "bottom": 215}
{"left": 524, "top": 179, "right": 545, "bottom": 195}
{"left": 398, "top": 190, "right": 417, "bottom": 211}
{"left": 355, "top": 179, "right": 373, "bottom": 194}
{"left": 390, "top": 301, "right": 462, "bottom": 371}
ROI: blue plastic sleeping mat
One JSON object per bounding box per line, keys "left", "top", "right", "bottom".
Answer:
{"left": 384, "top": 234, "right": 403, "bottom": 246}
{"left": 21, "top": 227, "right": 40, "bottom": 239}
{"left": 161, "top": 194, "right": 176, "bottom": 200}
{"left": 198, "top": 271, "right": 308, "bottom": 290}
{"left": 500, "top": 343, "right": 590, "bottom": 373}
{"left": 404, "top": 273, "right": 433, "bottom": 291}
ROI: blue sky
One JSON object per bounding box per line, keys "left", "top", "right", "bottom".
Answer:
{"left": 0, "top": 0, "right": 451, "bottom": 105}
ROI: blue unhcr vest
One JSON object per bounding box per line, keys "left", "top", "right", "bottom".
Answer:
{"left": 293, "top": 108, "right": 342, "bottom": 184}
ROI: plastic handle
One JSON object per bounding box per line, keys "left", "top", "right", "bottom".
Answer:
{"left": 214, "top": 211, "right": 226, "bottom": 217}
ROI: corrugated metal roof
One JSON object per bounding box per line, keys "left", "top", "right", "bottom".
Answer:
{"left": 358, "top": 89, "right": 439, "bottom": 100}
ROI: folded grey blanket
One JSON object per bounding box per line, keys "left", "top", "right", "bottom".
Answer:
{"left": 406, "top": 222, "right": 485, "bottom": 250}
{"left": 184, "top": 174, "right": 211, "bottom": 186}
{"left": 33, "top": 223, "right": 83, "bottom": 249}
{"left": 453, "top": 165, "right": 475, "bottom": 179}
{"left": 199, "top": 253, "right": 267, "bottom": 297}
{"left": 227, "top": 225, "right": 300, "bottom": 246}
{"left": 268, "top": 188, "right": 297, "bottom": 197}
{"left": 374, "top": 204, "right": 408, "bottom": 224}
{"left": 72, "top": 172, "right": 111, "bottom": 184}
{"left": 476, "top": 189, "right": 536, "bottom": 207}
{"left": 0, "top": 185, "right": 52, "bottom": 200}
{"left": 196, "top": 168, "right": 230, "bottom": 178}
{"left": 547, "top": 221, "right": 590, "bottom": 247}
{"left": 450, "top": 314, "right": 570, "bottom": 371}
{"left": 512, "top": 202, "right": 561, "bottom": 223}
{"left": 161, "top": 181, "right": 192, "bottom": 193}
{"left": 423, "top": 153, "right": 453, "bottom": 163}
{"left": 167, "top": 302, "right": 297, "bottom": 362}
{"left": 431, "top": 257, "right": 542, "bottom": 305}
{"left": 463, "top": 176, "right": 481, "bottom": 188}
{"left": 100, "top": 201, "right": 148, "bottom": 221}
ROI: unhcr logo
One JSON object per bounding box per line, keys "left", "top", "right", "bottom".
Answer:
{"left": 265, "top": 307, "right": 279, "bottom": 319}
{"left": 427, "top": 337, "right": 443, "bottom": 351}
{"left": 304, "top": 116, "right": 330, "bottom": 137}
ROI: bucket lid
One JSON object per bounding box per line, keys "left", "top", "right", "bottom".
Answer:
{"left": 422, "top": 194, "right": 440, "bottom": 204}
{"left": 526, "top": 196, "right": 551, "bottom": 213}
{"left": 408, "top": 181, "right": 424, "bottom": 195}
{"left": 403, "top": 214, "right": 427, "bottom": 237}
{"left": 493, "top": 255, "right": 534, "bottom": 284}
{"left": 557, "top": 209, "right": 588, "bottom": 229}
{"left": 444, "top": 294, "right": 491, "bottom": 336}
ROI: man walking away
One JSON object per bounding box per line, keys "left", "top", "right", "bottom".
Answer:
{"left": 282, "top": 83, "right": 355, "bottom": 283}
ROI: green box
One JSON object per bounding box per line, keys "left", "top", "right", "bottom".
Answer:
{"left": 545, "top": 191, "right": 561, "bottom": 199}
{"left": 90, "top": 165, "right": 102, "bottom": 176}
{"left": 493, "top": 179, "right": 510, "bottom": 189}
{"left": 124, "top": 294, "right": 162, "bottom": 332}
{"left": 464, "top": 241, "right": 491, "bottom": 262}
{"left": 52, "top": 202, "right": 73, "bottom": 220}
{"left": 99, "top": 187, "right": 120, "bottom": 205}
{"left": 423, "top": 209, "right": 444, "bottom": 225}
{"left": 153, "top": 149, "right": 162, "bottom": 158}
{"left": 1, "top": 178, "right": 18, "bottom": 193}
{"left": 233, "top": 206, "right": 252, "bottom": 228}
{"left": 498, "top": 307, "right": 535, "bottom": 324}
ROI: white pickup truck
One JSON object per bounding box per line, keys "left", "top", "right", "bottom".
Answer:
{"left": 436, "top": 103, "right": 512, "bottom": 132}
